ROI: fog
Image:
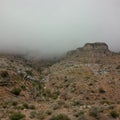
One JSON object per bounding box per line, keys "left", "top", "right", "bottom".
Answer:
{"left": 0, "top": 0, "right": 120, "bottom": 57}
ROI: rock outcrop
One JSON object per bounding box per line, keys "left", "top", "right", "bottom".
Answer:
{"left": 67, "top": 42, "right": 111, "bottom": 57}
{"left": 83, "top": 42, "right": 109, "bottom": 51}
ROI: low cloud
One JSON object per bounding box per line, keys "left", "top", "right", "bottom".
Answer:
{"left": 0, "top": 0, "right": 120, "bottom": 57}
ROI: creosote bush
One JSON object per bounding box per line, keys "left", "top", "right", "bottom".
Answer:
{"left": 12, "top": 101, "right": 18, "bottom": 107}
{"left": 23, "top": 103, "right": 29, "bottom": 109}
{"left": 99, "top": 87, "right": 106, "bottom": 93}
{"left": 29, "top": 104, "right": 36, "bottom": 109}
{"left": 26, "top": 70, "right": 33, "bottom": 76}
{"left": 89, "top": 107, "right": 100, "bottom": 119}
{"left": 50, "top": 114, "right": 70, "bottom": 120}
{"left": 11, "top": 88, "right": 21, "bottom": 96}
{"left": 29, "top": 111, "right": 36, "bottom": 119}
{"left": 10, "top": 112, "right": 25, "bottom": 120}
{"left": 0, "top": 71, "right": 9, "bottom": 78}
{"left": 74, "top": 111, "right": 84, "bottom": 118}
{"left": 110, "top": 111, "right": 119, "bottom": 118}
{"left": 36, "top": 111, "right": 46, "bottom": 120}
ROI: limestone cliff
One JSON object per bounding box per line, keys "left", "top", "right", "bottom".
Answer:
{"left": 67, "top": 42, "right": 111, "bottom": 57}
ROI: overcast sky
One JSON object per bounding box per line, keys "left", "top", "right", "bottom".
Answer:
{"left": 0, "top": 0, "right": 120, "bottom": 56}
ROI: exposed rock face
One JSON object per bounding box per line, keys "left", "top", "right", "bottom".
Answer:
{"left": 67, "top": 42, "right": 111, "bottom": 57}
{"left": 83, "top": 42, "right": 109, "bottom": 51}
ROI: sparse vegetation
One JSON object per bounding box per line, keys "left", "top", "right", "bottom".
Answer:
{"left": 26, "top": 70, "right": 33, "bottom": 76}
{"left": 50, "top": 114, "right": 70, "bottom": 120}
{"left": 43, "top": 89, "right": 51, "bottom": 97}
{"left": 0, "top": 71, "right": 9, "bottom": 78}
{"left": 99, "top": 87, "right": 106, "bottom": 93}
{"left": 12, "top": 101, "right": 18, "bottom": 107}
{"left": 116, "top": 65, "right": 120, "bottom": 69}
{"left": 74, "top": 111, "right": 84, "bottom": 118}
{"left": 46, "top": 110, "right": 52, "bottom": 115}
{"left": 22, "top": 103, "right": 29, "bottom": 109}
{"left": 20, "top": 85, "right": 26, "bottom": 90}
{"left": 36, "top": 111, "right": 46, "bottom": 120}
{"left": 29, "top": 104, "right": 36, "bottom": 109}
{"left": 11, "top": 88, "right": 21, "bottom": 96}
{"left": 29, "top": 111, "right": 37, "bottom": 119}
{"left": 10, "top": 112, "right": 25, "bottom": 120}
{"left": 0, "top": 43, "right": 120, "bottom": 120}
{"left": 72, "top": 100, "right": 83, "bottom": 106}
{"left": 110, "top": 110, "right": 119, "bottom": 118}
{"left": 89, "top": 107, "right": 100, "bottom": 119}
{"left": 53, "top": 103, "right": 61, "bottom": 110}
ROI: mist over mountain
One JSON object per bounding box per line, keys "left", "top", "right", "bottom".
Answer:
{"left": 0, "top": 0, "right": 120, "bottom": 57}
{"left": 0, "top": 1, "right": 120, "bottom": 119}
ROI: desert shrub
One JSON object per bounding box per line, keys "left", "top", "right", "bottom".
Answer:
{"left": 20, "top": 85, "right": 26, "bottom": 90}
{"left": 53, "top": 103, "right": 61, "bottom": 110}
{"left": 108, "top": 105, "right": 114, "bottom": 110}
{"left": 46, "top": 110, "right": 52, "bottom": 115}
{"left": 10, "top": 112, "right": 25, "bottom": 120}
{"left": 26, "top": 70, "right": 33, "bottom": 76}
{"left": 43, "top": 89, "right": 52, "bottom": 97}
{"left": 74, "top": 111, "right": 84, "bottom": 118}
{"left": 78, "top": 115, "right": 88, "bottom": 120}
{"left": 12, "top": 101, "right": 18, "bottom": 106}
{"left": 100, "top": 100, "right": 111, "bottom": 105}
{"left": 57, "top": 100, "right": 65, "bottom": 106}
{"left": 23, "top": 103, "right": 29, "bottom": 109}
{"left": 0, "top": 71, "right": 9, "bottom": 78}
{"left": 89, "top": 107, "right": 100, "bottom": 119}
{"left": 64, "top": 76, "right": 68, "bottom": 82}
{"left": 50, "top": 114, "right": 70, "bottom": 120}
{"left": 89, "top": 83, "right": 93, "bottom": 86}
{"left": 51, "top": 91, "right": 60, "bottom": 99}
{"left": 29, "top": 111, "right": 37, "bottom": 119}
{"left": 29, "top": 105, "right": 36, "bottom": 109}
{"left": 116, "top": 65, "right": 120, "bottom": 69}
{"left": 99, "top": 87, "right": 106, "bottom": 93}
{"left": 11, "top": 88, "right": 21, "bottom": 96}
{"left": 72, "top": 100, "right": 83, "bottom": 106}
{"left": 2, "top": 100, "right": 9, "bottom": 108}
{"left": 36, "top": 111, "right": 46, "bottom": 120}
{"left": 110, "top": 111, "right": 119, "bottom": 118}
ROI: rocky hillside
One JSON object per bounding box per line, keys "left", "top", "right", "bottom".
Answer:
{"left": 0, "top": 43, "right": 120, "bottom": 120}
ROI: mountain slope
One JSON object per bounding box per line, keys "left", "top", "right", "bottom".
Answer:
{"left": 0, "top": 43, "right": 120, "bottom": 120}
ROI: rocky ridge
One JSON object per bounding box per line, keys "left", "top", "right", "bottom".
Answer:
{"left": 67, "top": 42, "right": 111, "bottom": 57}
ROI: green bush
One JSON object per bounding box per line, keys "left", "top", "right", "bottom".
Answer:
{"left": 43, "top": 89, "right": 51, "bottom": 97}
{"left": 72, "top": 100, "right": 83, "bottom": 106}
{"left": 99, "top": 87, "right": 106, "bottom": 93}
{"left": 46, "top": 110, "right": 52, "bottom": 115}
{"left": 36, "top": 111, "right": 45, "bottom": 120}
{"left": 10, "top": 112, "right": 25, "bottom": 120}
{"left": 26, "top": 70, "right": 33, "bottom": 76}
{"left": 74, "top": 111, "right": 84, "bottom": 118}
{"left": 2, "top": 100, "right": 9, "bottom": 108}
{"left": 12, "top": 101, "right": 18, "bottom": 106}
{"left": 89, "top": 107, "right": 100, "bottom": 119}
{"left": 0, "top": 71, "right": 9, "bottom": 78}
{"left": 20, "top": 85, "right": 26, "bottom": 90}
{"left": 29, "top": 105, "right": 36, "bottom": 109}
{"left": 29, "top": 111, "right": 36, "bottom": 119}
{"left": 11, "top": 88, "right": 21, "bottom": 96}
{"left": 23, "top": 103, "right": 29, "bottom": 109}
{"left": 116, "top": 65, "right": 120, "bottom": 69}
{"left": 50, "top": 114, "right": 70, "bottom": 120}
{"left": 110, "top": 111, "right": 119, "bottom": 118}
